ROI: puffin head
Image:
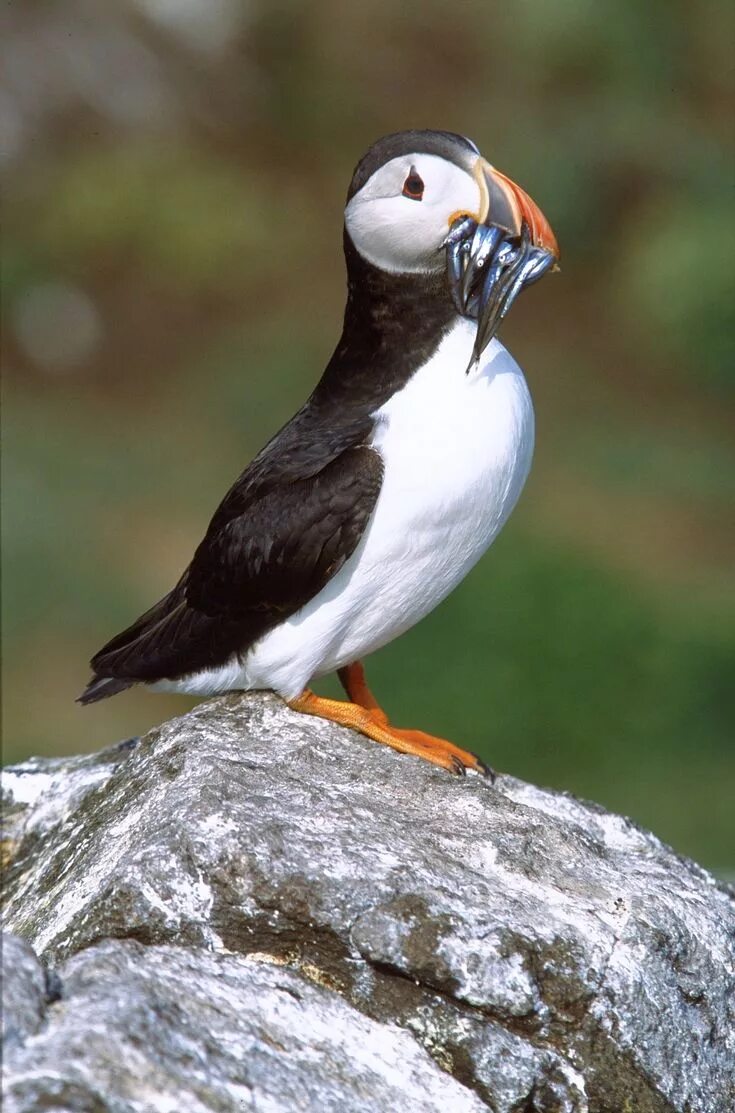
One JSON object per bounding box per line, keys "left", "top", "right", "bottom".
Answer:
{"left": 344, "top": 130, "right": 559, "bottom": 363}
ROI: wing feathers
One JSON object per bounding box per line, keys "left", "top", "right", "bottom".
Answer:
{"left": 82, "top": 444, "right": 383, "bottom": 692}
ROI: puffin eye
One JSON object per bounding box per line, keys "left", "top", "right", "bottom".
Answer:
{"left": 402, "top": 167, "right": 424, "bottom": 201}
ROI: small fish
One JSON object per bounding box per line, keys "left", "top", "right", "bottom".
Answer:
{"left": 445, "top": 217, "right": 558, "bottom": 370}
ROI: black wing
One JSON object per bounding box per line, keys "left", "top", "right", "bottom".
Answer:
{"left": 83, "top": 444, "right": 383, "bottom": 689}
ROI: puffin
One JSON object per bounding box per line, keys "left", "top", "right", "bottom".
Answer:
{"left": 80, "top": 129, "right": 559, "bottom": 776}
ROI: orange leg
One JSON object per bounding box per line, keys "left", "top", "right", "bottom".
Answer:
{"left": 287, "top": 660, "right": 493, "bottom": 778}
{"left": 337, "top": 661, "right": 389, "bottom": 724}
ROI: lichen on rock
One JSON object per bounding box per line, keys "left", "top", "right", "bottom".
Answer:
{"left": 2, "top": 693, "right": 734, "bottom": 1112}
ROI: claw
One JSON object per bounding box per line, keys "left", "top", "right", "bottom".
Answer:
{"left": 449, "top": 755, "right": 467, "bottom": 776}
{"left": 473, "top": 755, "right": 496, "bottom": 781}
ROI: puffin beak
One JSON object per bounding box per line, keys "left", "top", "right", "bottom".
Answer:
{"left": 474, "top": 158, "right": 559, "bottom": 259}
{"left": 445, "top": 157, "right": 560, "bottom": 368}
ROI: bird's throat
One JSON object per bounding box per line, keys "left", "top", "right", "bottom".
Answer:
{"left": 313, "top": 233, "right": 457, "bottom": 411}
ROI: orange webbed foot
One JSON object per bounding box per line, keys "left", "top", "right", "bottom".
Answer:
{"left": 287, "top": 662, "right": 493, "bottom": 778}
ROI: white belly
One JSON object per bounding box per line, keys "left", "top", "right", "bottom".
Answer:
{"left": 156, "top": 320, "right": 534, "bottom": 700}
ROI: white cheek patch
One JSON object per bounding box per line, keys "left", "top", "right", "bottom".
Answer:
{"left": 345, "top": 153, "right": 481, "bottom": 275}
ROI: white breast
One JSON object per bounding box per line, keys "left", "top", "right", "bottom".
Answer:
{"left": 156, "top": 319, "right": 534, "bottom": 700}
{"left": 241, "top": 318, "right": 533, "bottom": 697}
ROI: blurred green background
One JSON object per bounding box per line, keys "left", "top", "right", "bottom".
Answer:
{"left": 2, "top": 1, "right": 734, "bottom": 871}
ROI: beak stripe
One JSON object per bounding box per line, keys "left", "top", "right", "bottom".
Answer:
{"left": 487, "top": 166, "right": 560, "bottom": 259}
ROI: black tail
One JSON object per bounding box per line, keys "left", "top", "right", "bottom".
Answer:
{"left": 78, "top": 584, "right": 186, "bottom": 705}
{"left": 77, "top": 675, "right": 135, "bottom": 705}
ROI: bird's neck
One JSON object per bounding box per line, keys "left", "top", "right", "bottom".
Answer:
{"left": 311, "top": 233, "right": 457, "bottom": 413}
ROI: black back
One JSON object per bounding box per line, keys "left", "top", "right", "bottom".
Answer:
{"left": 81, "top": 131, "right": 472, "bottom": 694}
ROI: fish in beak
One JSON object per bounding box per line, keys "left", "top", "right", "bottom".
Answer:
{"left": 445, "top": 157, "right": 560, "bottom": 369}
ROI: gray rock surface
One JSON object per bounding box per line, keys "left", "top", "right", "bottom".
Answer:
{"left": 2, "top": 693, "right": 734, "bottom": 1112}
{"left": 1, "top": 934, "right": 48, "bottom": 1050}
{"left": 2, "top": 936, "right": 485, "bottom": 1113}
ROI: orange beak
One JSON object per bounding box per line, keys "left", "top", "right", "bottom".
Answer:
{"left": 473, "top": 157, "right": 559, "bottom": 260}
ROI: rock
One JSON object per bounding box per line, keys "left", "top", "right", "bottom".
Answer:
{"left": 1, "top": 935, "right": 47, "bottom": 1050}
{"left": 2, "top": 692, "right": 734, "bottom": 1112}
{"left": 2, "top": 936, "right": 485, "bottom": 1113}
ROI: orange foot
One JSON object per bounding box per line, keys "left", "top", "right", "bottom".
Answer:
{"left": 287, "top": 661, "right": 493, "bottom": 778}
